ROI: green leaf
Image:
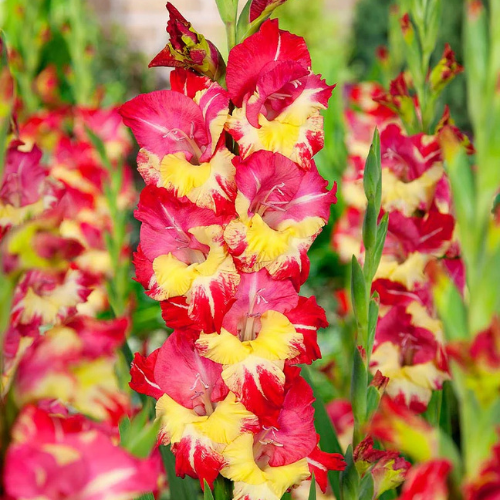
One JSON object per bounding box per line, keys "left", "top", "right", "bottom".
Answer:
{"left": 85, "top": 125, "right": 112, "bottom": 172}
{"left": 213, "top": 476, "right": 232, "bottom": 500}
{"left": 372, "top": 213, "right": 389, "bottom": 275}
{"left": 367, "top": 296, "right": 379, "bottom": 359}
{"left": 366, "top": 385, "right": 382, "bottom": 420}
{"left": 363, "top": 129, "right": 381, "bottom": 207}
{"left": 359, "top": 472, "right": 375, "bottom": 500}
{"left": 120, "top": 400, "right": 160, "bottom": 459}
{"left": 134, "top": 494, "right": 155, "bottom": 500}
{"left": 351, "top": 256, "right": 368, "bottom": 347}
{"left": 350, "top": 347, "right": 368, "bottom": 438}
{"left": 160, "top": 445, "right": 199, "bottom": 500}
{"left": 464, "top": 0, "right": 488, "bottom": 131}
{"left": 204, "top": 480, "right": 215, "bottom": 500}
{"left": 423, "top": 389, "right": 442, "bottom": 427}
{"left": 235, "top": 0, "right": 252, "bottom": 42}
{"left": 214, "top": 0, "right": 238, "bottom": 24}
{"left": 340, "top": 446, "right": 359, "bottom": 500}
{"left": 308, "top": 474, "right": 317, "bottom": 500}
{"left": 431, "top": 269, "right": 468, "bottom": 341}
{"left": 0, "top": 31, "right": 14, "bottom": 174}
{"left": 362, "top": 200, "right": 377, "bottom": 252}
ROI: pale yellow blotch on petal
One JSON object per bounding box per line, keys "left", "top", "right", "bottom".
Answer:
{"left": 342, "top": 180, "right": 366, "bottom": 210}
{"left": 156, "top": 394, "right": 207, "bottom": 444}
{"left": 186, "top": 148, "right": 235, "bottom": 210}
{"left": 42, "top": 444, "right": 81, "bottom": 466}
{"left": 52, "top": 166, "right": 98, "bottom": 197}
{"left": 407, "top": 301, "right": 444, "bottom": 341}
{"left": 250, "top": 311, "right": 301, "bottom": 361}
{"left": 222, "top": 433, "right": 310, "bottom": 500}
{"left": 232, "top": 481, "right": 281, "bottom": 500}
{"left": 160, "top": 152, "right": 211, "bottom": 197}
{"left": 221, "top": 355, "right": 285, "bottom": 401}
{"left": 277, "top": 217, "right": 324, "bottom": 239}
{"left": 278, "top": 86, "right": 327, "bottom": 126}
{"left": 189, "top": 225, "right": 231, "bottom": 277}
{"left": 235, "top": 191, "right": 252, "bottom": 222}
{"left": 71, "top": 358, "right": 125, "bottom": 421}
{"left": 256, "top": 115, "right": 300, "bottom": 158}
{"left": 381, "top": 165, "right": 444, "bottom": 216}
{"left": 0, "top": 199, "right": 46, "bottom": 228}
{"left": 197, "top": 313, "right": 301, "bottom": 364}
{"left": 246, "top": 214, "right": 291, "bottom": 262}
{"left": 196, "top": 329, "right": 250, "bottom": 365}
{"left": 221, "top": 433, "right": 267, "bottom": 485}
{"left": 264, "top": 458, "right": 310, "bottom": 498}
{"left": 195, "top": 392, "right": 258, "bottom": 445}
{"left": 19, "top": 271, "right": 87, "bottom": 325}
{"left": 371, "top": 342, "right": 448, "bottom": 409}
{"left": 153, "top": 253, "right": 197, "bottom": 299}
{"left": 375, "top": 253, "right": 430, "bottom": 290}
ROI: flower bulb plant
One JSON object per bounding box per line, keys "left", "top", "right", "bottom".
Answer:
{"left": 121, "top": 1, "right": 345, "bottom": 498}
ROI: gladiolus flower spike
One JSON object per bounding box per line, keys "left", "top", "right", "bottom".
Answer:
{"left": 122, "top": 9, "right": 344, "bottom": 499}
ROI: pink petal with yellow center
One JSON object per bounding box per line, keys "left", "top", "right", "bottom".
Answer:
{"left": 155, "top": 330, "right": 227, "bottom": 412}
{"left": 119, "top": 90, "right": 207, "bottom": 161}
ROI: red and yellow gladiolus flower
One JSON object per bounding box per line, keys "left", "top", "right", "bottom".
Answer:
{"left": 120, "top": 70, "right": 236, "bottom": 215}
{"left": 13, "top": 316, "right": 131, "bottom": 424}
{"left": 133, "top": 185, "right": 239, "bottom": 333}
{"left": 224, "top": 151, "right": 336, "bottom": 289}
{"left": 4, "top": 404, "right": 162, "bottom": 500}
{"left": 225, "top": 20, "right": 334, "bottom": 170}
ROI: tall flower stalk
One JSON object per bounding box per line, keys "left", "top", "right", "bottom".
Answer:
{"left": 121, "top": 1, "right": 346, "bottom": 498}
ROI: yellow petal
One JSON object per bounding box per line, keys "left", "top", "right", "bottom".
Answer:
{"left": 160, "top": 152, "right": 211, "bottom": 197}
{"left": 152, "top": 253, "right": 197, "bottom": 299}
{"left": 264, "top": 459, "right": 310, "bottom": 498}
{"left": 256, "top": 114, "right": 300, "bottom": 158}
{"left": 221, "top": 433, "right": 267, "bottom": 485}
{"left": 195, "top": 392, "right": 258, "bottom": 444}
{"left": 375, "top": 253, "right": 430, "bottom": 289}
{"left": 381, "top": 165, "right": 444, "bottom": 217}
{"left": 246, "top": 214, "right": 291, "bottom": 262}
{"left": 156, "top": 394, "right": 207, "bottom": 444}
{"left": 249, "top": 311, "right": 302, "bottom": 361}
{"left": 196, "top": 329, "right": 251, "bottom": 365}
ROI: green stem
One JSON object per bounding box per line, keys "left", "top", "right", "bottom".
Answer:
{"left": 225, "top": 21, "right": 236, "bottom": 52}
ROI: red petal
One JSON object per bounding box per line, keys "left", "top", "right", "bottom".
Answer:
{"left": 130, "top": 350, "right": 164, "bottom": 399}
{"left": 226, "top": 19, "right": 310, "bottom": 107}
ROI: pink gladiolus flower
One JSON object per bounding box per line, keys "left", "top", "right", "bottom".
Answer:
{"left": 4, "top": 405, "right": 161, "bottom": 500}
{"left": 225, "top": 20, "right": 335, "bottom": 169}
{"left": 13, "top": 316, "right": 131, "bottom": 424}
{"left": 120, "top": 72, "right": 236, "bottom": 214}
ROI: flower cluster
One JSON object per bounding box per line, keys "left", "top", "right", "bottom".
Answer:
{"left": 331, "top": 38, "right": 476, "bottom": 496}
{"left": 122, "top": 11, "right": 345, "bottom": 499}
{"left": 334, "top": 71, "right": 469, "bottom": 414}
{"left": 1, "top": 103, "right": 161, "bottom": 498}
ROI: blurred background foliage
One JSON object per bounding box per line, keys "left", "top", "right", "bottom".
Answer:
{"left": 0, "top": 0, "right": 156, "bottom": 113}
{"left": 350, "top": 0, "right": 468, "bottom": 130}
